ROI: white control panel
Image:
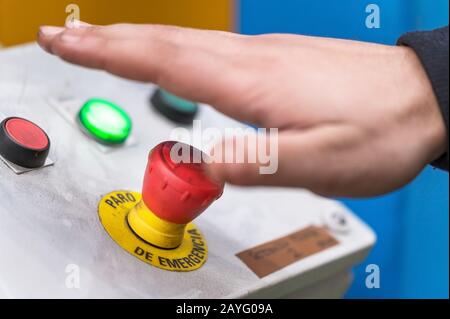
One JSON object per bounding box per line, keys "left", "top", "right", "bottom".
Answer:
{"left": 0, "top": 44, "right": 375, "bottom": 298}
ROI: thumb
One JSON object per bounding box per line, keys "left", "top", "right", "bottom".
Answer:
{"left": 204, "top": 133, "right": 280, "bottom": 186}
{"left": 203, "top": 127, "right": 357, "bottom": 196}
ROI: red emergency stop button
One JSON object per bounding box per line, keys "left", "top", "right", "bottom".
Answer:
{"left": 127, "top": 141, "right": 224, "bottom": 249}
{"left": 143, "top": 141, "right": 224, "bottom": 224}
{"left": 0, "top": 117, "right": 50, "bottom": 168}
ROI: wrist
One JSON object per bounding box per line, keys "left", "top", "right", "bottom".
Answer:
{"left": 400, "top": 46, "right": 447, "bottom": 164}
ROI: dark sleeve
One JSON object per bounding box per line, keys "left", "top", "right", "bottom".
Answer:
{"left": 397, "top": 26, "right": 449, "bottom": 171}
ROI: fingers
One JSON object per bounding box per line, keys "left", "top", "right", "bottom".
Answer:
{"left": 97, "top": 24, "right": 243, "bottom": 51}
{"left": 38, "top": 23, "right": 243, "bottom": 59}
{"left": 37, "top": 23, "right": 265, "bottom": 125}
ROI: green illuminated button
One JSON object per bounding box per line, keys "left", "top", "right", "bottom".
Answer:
{"left": 151, "top": 88, "right": 198, "bottom": 125}
{"left": 78, "top": 98, "right": 132, "bottom": 144}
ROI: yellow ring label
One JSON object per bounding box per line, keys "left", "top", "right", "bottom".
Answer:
{"left": 98, "top": 190, "right": 208, "bottom": 272}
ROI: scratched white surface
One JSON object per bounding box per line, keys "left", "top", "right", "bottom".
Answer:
{"left": 0, "top": 44, "right": 375, "bottom": 298}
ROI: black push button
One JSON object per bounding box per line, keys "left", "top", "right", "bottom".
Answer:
{"left": 151, "top": 88, "right": 199, "bottom": 125}
{"left": 0, "top": 117, "right": 50, "bottom": 168}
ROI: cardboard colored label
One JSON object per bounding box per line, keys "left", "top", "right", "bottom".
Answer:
{"left": 236, "top": 225, "right": 339, "bottom": 278}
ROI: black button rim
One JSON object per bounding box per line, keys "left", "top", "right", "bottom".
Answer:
{"left": 150, "top": 89, "right": 199, "bottom": 125}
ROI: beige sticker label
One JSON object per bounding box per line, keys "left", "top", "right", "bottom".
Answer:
{"left": 236, "top": 225, "right": 339, "bottom": 278}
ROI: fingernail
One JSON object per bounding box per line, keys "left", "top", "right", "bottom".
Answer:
{"left": 204, "top": 162, "right": 223, "bottom": 185}
{"left": 60, "top": 32, "right": 81, "bottom": 43}
{"left": 39, "top": 26, "right": 64, "bottom": 37}
{"left": 66, "top": 19, "right": 92, "bottom": 29}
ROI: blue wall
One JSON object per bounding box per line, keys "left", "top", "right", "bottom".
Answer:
{"left": 238, "top": 0, "right": 449, "bottom": 298}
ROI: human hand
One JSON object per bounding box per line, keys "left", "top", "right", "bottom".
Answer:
{"left": 37, "top": 23, "right": 446, "bottom": 197}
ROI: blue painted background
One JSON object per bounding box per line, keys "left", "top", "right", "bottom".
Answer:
{"left": 238, "top": 0, "right": 449, "bottom": 298}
